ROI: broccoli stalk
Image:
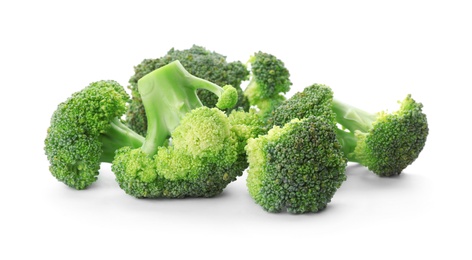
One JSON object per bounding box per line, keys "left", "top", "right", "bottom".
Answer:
{"left": 126, "top": 45, "right": 249, "bottom": 136}
{"left": 138, "top": 60, "right": 237, "bottom": 155}
{"left": 111, "top": 61, "right": 250, "bottom": 198}
{"left": 99, "top": 118, "right": 145, "bottom": 163}
{"left": 44, "top": 80, "right": 145, "bottom": 189}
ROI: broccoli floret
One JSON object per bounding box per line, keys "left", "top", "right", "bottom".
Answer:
{"left": 270, "top": 84, "right": 429, "bottom": 177}
{"left": 44, "top": 80, "right": 144, "bottom": 189}
{"left": 228, "top": 108, "right": 268, "bottom": 152}
{"left": 334, "top": 95, "right": 429, "bottom": 176}
{"left": 244, "top": 51, "right": 292, "bottom": 121}
{"left": 245, "top": 117, "right": 347, "bottom": 214}
{"left": 111, "top": 61, "right": 249, "bottom": 198}
{"left": 270, "top": 83, "right": 334, "bottom": 127}
{"left": 126, "top": 45, "right": 250, "bottom": 135}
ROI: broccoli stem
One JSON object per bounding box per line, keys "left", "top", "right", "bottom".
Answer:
{"left": 332, "top": 99, "right": 378, "bottom": 133}
{"left": 138, "top": 61, "right": 231, "bottom": 156}
{"left": 335, "top": 128, "right": 360, "bottom": 163}
{"left": 332, "top": 100, "right": 379, "bottom": 163}
{"left": 100, "top": 118, "right": 145, "bottom": 163}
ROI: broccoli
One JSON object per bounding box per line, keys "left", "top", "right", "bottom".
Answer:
{"left": 270, "top": 83, "right": 335, "bottom": 127}
{"left": 44, "top": 80, "right": 145, "bottom": 189}
{"left": 228, "top": 108, "right": 269, "bottom": 152}
{"left": 271, "top": 84, "right": 429, "bottom": 177}
{"left": 333, "top": 95, "right": 428, "bottom": 176}
{"left": 111, "top": 61, "right": 257, "bottom": 198}
{"left": 126, "top": 45, "right": 250, "bottom": 135}
{"left": 245, "top": 116, "right": 347, "bottom": 214}
{"left": 244, "top": 51, "right": 292, "bottom": 121}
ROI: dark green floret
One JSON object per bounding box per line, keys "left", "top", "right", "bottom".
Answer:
{"left": 44, "top": 80, "right": 144, "bottom": 189}
{"left": 126, "top": 45, "right": 250, "bottom": 135}
{"left": 270, "top": 83, "right": 334, "bottom": 127}
{"left": 244, "top": 51, "right": 292, "bottom": 121}
{"left": 245, "top": 117, "right": 347, "bottom": 214}
{"left": 111, "top": 61, "right": 256, "bottom": 198}
{"left": 334, "top": 95, "right": 429, "bottom": 176}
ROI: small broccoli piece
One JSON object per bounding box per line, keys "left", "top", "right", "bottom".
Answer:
{"left": 112, "top": 61, "right": 246, "bottom": 198}
{"left": 334, "top": 95, "right": 429, "bottom": 176}
{"left": 228, "top": 108, "right": 268, "bottom": 153}
{"left": 270, "top": 84, "right": 334, "bottom": 127}
{"left": 244, "top": 51, "right": 292, "bottom": 121}
{"left": 44, "top": 80, "right": 144, "bottom": 189}
{"left": 126, "top": 45, "right": 250, "bottom": 135}
{"left": 245, "top": 117, "right": 347, "bottom": 214}
{"left": 270, "top": 84, "right": 429, "bottom": 177}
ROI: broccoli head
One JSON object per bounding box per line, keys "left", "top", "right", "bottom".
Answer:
{"left": 244, "top": 51, "right": 292, "bottom": 121}
{"left": 44, "top": 80, "right": 144, "bottom": 189}
{"left": 111, "top": 61, "right": 254, "bottom": 198}
{"left": 245, "top": 117, "right": 347, "bottom": 214}
{"left": 126, "top": 45, "right": 250, "bottom": 135}
{"left": 334, "top": 95, "right": 429, "bottom": 176}
{"left": 113, "top": 107, "right": 247, "bottom": 198}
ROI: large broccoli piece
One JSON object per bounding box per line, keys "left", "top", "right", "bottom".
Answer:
{"left": 126, "top": 45, "right": 250, "bottom": 135}
{"left": 245, "top": 117, "right": 347, "bottom": 214}
{"left": 271, "top": 84, "right": 429, "bottom": 177}
{"left": 44, "top": 81, "right": 144, "bottom": 189}
{"left": 244, "top": 51, "right": 292, "bottom": 121}
{"left": 111, "top": 61, "right": 258, "bottom": 198}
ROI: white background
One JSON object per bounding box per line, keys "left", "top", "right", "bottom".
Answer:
{"left": 1, "top": 0, "right": 470, "bottom": 259}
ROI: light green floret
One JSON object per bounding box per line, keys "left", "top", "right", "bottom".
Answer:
{"left": 111, "top": 62, "right": 248, "bottom": 198}
{"left": 228, "top": 108, "right": 268, "bottom": 152}
{"left": 246, "top": 117, "right": 347, "bottom": 214}
{"left": 172, "top": 106, "right": 233, "bottom": 158}
{"left": 113, "top": 107, "right": 243, "bottom": 198}
{"left": 156, "top": 107, "right": 239, "bottom": 180}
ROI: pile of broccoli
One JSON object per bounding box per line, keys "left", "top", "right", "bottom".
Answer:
{"left": 44, "top": 45, "right": 429, "bottom": 214}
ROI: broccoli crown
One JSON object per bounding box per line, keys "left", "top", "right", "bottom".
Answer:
{"left": 244, "top": 51, "right": 292, "bottom": 120}
{"left": 126, "top": 45, "right": 250, "bottom": 135}
{"left": 350, "top": 95, "right": 429, "bottom": 176}
{"left": 270, "top": 83, "right": 335, "bottom": 127}
{"left": 44, "top": 80, "right": 144, "bottom": 189}
{"left": 112, "top": 107, "right": 247, "bottom": 198}
{"left": 245, "top": 117, "right": 347, "bottom": 214}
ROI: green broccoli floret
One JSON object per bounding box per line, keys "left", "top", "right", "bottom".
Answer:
{"left": 245, "top": 117, "right": 347, "bottom": 214}
{"left": 126, "top": 45, "right": 250, "bottom": 135}
{"left": 44, "top": 80, "right": 145, "bottom": 189}
{"left": 333, "top": 95, "right": 429, "bottom": 176}
{"left": 111, "top": 61, "right": 250, "bottom": 198}
{"left": 228, "top": 108, "right": 268, "bottom": 151}
{"left": 244, "top": 51, "right": 292, "bottom": 121}
{"left": 270, "top": 83, "right": 334, "bottom": 127}
{"left": 270, "top": 84, "right": 429, "bottom": 177}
